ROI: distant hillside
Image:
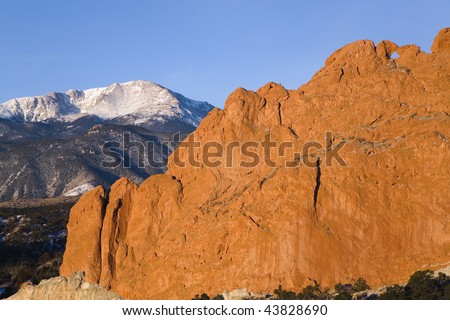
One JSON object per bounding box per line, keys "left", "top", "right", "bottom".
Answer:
{"left": 0, "top": 81, "right": 214, "bottom": 201}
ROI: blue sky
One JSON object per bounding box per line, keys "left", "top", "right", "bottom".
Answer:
{"left": 0, "top": 0, "right": 448, "bottom": 107}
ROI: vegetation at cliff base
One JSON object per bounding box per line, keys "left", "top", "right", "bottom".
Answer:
{"left": 380, "top": 270, "right": 450, "bottom": 300}
{"left": 273, "top": 271, "right": 449, "bottom": 300}
{"left": 192, "top": 270, "right": 450, "bottom": 300}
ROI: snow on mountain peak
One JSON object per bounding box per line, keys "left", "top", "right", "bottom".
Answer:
{"left": 0, "top": 80, "right": 214, "bottom": 127}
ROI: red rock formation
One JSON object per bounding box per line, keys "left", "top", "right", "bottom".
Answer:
{"left": 59, "top": 186, "right": 105, "bottom": 283}
{"left": 61, "top": 29, "right": 450, "bottom": 299}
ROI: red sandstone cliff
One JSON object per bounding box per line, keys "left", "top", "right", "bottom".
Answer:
{"left": 60, "top": 29, "right": 450, "bottom": 299}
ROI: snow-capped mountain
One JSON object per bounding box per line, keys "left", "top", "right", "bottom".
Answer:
{"left": 0, "top": 81, "right": 214, "bottom": 201}
{"left": 0, "top": 80, "right": 214, "bottom": 129}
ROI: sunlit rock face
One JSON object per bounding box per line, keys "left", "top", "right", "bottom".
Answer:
{"left": 61, "top": 29, "right": 450, "bottom": 299}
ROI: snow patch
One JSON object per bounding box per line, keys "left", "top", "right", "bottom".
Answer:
{"left": 63, "top": 183, "right": 95, "bottom": 197}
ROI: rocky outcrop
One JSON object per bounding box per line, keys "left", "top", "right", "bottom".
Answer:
{"left": 431, "top": 28, "right": 450, "bottom": 53}
{"left": 59, "top": 187, "right": 106, "bottom": 284}
{"left": 7, "top": 272, "right": 122, "bottom": 300}
{"left": 61, "top": 29, "right": 450, "bottom": 299}
{"left": 222, "top": 289, "right": 264, "bottom": 300}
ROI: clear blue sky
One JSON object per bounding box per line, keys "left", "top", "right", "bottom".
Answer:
{"left": 0, "top": 0, "right": 449, "bottom": 107}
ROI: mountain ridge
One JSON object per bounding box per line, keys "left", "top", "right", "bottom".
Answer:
{"left": 0, "top": 80, "right": 214, "bottom": 129}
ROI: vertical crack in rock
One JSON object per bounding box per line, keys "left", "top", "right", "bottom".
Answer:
{"left": 97, "top": 191, "right": 109, "bottom": 283}
{"left": 312, "top": 157, "right": 321, "bottom": 223}
{"left": 110, "top": 199, "right": 122, "bottom": 278}
{"left": 338, "top": 68, "right": 344, "bottom": 82}
{"left": 277, "top": 102, "right": 283, "bottom": 126}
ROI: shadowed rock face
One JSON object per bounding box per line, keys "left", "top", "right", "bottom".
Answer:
{"left": 61, "top": 29, "right": 450, "bottom": 299}
{"left": 7, "top": 272, "right": 122, "bottom": 300}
